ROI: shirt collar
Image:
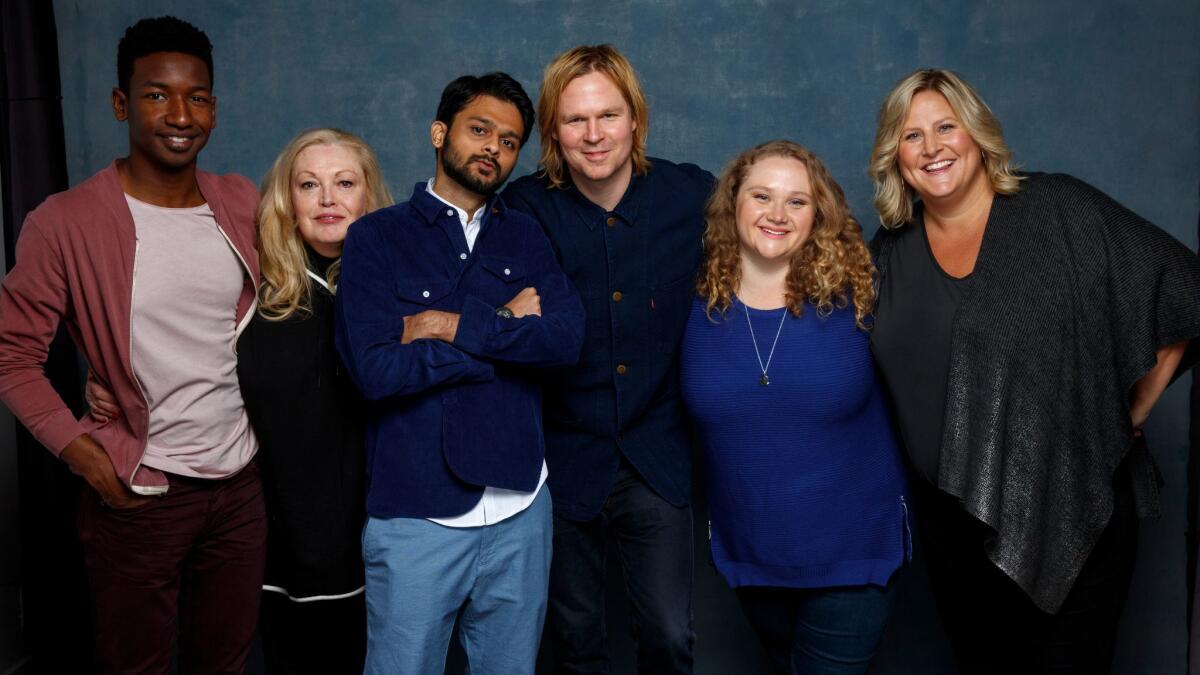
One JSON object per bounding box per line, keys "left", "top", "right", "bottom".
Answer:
{"left": 426, "top": 176, "right": 486, "bottom": 229}
{"left": 409, "top": 180, "right": 506, "bottom": 225}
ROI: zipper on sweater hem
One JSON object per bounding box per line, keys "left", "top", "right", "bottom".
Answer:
{"left": 127, "top": 238, "right": 161, "bottom": 496}
{"left": 130, "top": 480, "right": 168, "bottom": 496}
{"left": 213, "top": 224, "right": 257, "bottom": 342}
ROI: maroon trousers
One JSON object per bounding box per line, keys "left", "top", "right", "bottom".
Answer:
{"left": 77, "top": 462, "right": 267, "bottom": 675}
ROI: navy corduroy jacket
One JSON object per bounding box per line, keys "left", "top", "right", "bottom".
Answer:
{"left": 335, "top": 183, "right": 585, "bottom": 519}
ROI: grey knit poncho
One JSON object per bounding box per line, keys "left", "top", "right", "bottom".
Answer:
{"left": 873, "top": 172, "right": 1200, "bottom": 613}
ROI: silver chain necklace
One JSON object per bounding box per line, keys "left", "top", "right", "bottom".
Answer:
{"left": 742, "top": 300, "right": 788, "bottom": 386}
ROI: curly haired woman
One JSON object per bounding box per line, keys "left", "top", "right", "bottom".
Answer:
{"left": 680, "top": 140, "right": 909, "bottom": 674}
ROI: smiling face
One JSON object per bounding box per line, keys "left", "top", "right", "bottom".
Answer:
{"left": 897, "top": 90, "right": 990, "bottom": 205}
{"left": 432, "top": 94, "right": 524, "bottom": 199}
{"left": 554, "top": 71, "right": 636, "bottom": 192}
{"left": 113, "top": 51, "right": 215, "bottom": 174}
{"left": 735, "top": 155, "right": 815, "bottom": 267}
{"left": 291, "top": 143, "right": 367, "bottom": 258}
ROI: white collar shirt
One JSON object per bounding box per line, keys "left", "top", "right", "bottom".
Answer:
{"left": 420, "top": 178, "right": 549, "bottom": 527}
{"left": 426, "top": 177, "right": 485, "bottom": 251}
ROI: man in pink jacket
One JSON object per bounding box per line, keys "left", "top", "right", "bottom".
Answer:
{"left": 0, "top": 17, "right": 265, "bottom": 674}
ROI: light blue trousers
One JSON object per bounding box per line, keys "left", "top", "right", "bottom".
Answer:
{"left": 362, "top": 487, "right": 552, "bottom": 675}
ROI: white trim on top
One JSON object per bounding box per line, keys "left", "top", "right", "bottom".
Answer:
{"left": 261, "top": 583, "right": 364, "bottom": 603}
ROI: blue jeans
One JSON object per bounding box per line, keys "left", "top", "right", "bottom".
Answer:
{"left": 735, "top": 580, "right": 898, "bottom": 675}
{"left": 546, "top": 462, "right": 694, "bottom": 674}
{"left": 361, "top": 486, "right": 552, "bottom": 675}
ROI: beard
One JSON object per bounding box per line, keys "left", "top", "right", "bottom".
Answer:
{"left": 440, "top": 139, "right": 508, "bottom": 197}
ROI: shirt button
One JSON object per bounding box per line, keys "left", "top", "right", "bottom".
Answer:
{"left": 446, "top": 209, "right": 455, "bottom": 217}
{"left": 616, "top": 364, "right": 628, "bottom": 375}
{"left": 504, "top": 268, "right": 511, "bottom": 276}
{"left": 606, "top": 216, "right": 616, "bottom": 228}
{"left": 492, "top": 207, "right": 501, "bottom": 214}
{"left": 611, "top": 291, "right": 623, "bottom": 302}
{"left": 459, "top": 252, "right": 468, "bottom": 260}
{"left": 422, "top": 290, "right": 430, "bottom": 298}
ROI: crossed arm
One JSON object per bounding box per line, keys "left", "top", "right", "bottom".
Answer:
{"left": 401, "top": 286, "right": 542, "bottom": 343}
{"left": 334, "top": 219, "right": 584, "bottom": 401}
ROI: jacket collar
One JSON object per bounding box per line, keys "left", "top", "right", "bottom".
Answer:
{"left": 409, "top": 180, "right": 507, "bottom": 226}
{"left": 98, "top": 160, "right": 235, "bottom": 235}
{"left": 564, "top": 167, "right": 647, "bottom": 231}
{"left": 97, "top": 160, "right": 257, "bottom": 281}
{"left": 98, "top": 160, "right": 231, "bottom": 214}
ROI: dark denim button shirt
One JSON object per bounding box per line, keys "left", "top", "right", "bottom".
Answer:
{"left": 503, "top": 158, "right": 714, "bottom": 520}
{"left": 335, "top": 182, "right": 585, "bottom": 519}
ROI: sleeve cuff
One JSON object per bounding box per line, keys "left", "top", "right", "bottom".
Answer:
{"left": 465, "top": 357, "right": 496, "bottom": 381}
{"left": 453, "top": 294, "right": 496, "bottom": 356}
{"left": 42, "top": 411, "right": 88, "bottom": 457}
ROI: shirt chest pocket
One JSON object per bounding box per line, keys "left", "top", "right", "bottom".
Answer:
{"left": 476, "top": 256, "right": 529, "bottom": 307}
{"left": 479, "top": 255, "right": 527, "bottom": 285}
{"left": 395, "top": 280, "right": 454, "bottom": 310}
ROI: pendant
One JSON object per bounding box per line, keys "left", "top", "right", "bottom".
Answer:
{"left": 759, "top": 373, "right": 770, "bottom": 387}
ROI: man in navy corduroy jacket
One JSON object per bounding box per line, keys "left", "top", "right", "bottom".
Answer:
{"left": 335, "top": 72, "right": 584, "bottom": 675}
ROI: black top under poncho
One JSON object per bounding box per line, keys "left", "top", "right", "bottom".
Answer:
{"left": 237, "top": 249, "right": 367, "bottom": 601}
{"left": 871, "top": 172, "right": 1200, "bottom": 613}
{"left": 871, "top": 218, "right": 967, "bottom": 485}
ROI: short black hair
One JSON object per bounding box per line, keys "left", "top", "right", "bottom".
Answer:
{"left": 435, "top": 72, "right": 535, "bottom": 145}
{"left": 117, "top": 16, "right": 213, "bottom": 93}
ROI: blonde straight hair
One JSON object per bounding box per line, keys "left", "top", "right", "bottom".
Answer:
{"left": 257, "top": 128, "right": 392, "bottom": 321}
{"left": 536, "top": 44, "right": 651, "bottom": 189}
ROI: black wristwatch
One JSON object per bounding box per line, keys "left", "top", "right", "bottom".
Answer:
{"left": 495, "top": 306, "right": 514, "bottom": 319}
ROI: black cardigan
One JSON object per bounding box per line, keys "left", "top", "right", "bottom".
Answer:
{"left": 872, "top": 173, "right": 1200, "bottom": 612}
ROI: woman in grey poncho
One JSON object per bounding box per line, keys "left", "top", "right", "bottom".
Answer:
{"left": 867, "top": 68, "right": 1200, "bottom": 674}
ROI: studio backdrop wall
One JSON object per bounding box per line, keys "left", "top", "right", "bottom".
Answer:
{"left": 48, "top": 1, "right": 1200, "bottom": 673}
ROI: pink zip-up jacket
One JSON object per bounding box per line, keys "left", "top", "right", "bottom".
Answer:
{"left": 0, "top": 162, "right": 260, "bottom": 494}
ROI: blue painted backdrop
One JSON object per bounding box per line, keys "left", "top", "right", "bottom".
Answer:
{"left": 53, "top": 1, "right": 1199, "bottom": 673}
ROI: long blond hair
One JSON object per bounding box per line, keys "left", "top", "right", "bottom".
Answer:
{"left": 869, "top": 68, "right": 1022, "bottom": 228}
{"left": 698, "top": 140, "right": 876, "bottom": 329}
{"left": 257, "top": 128, "right": 391, "bottom": 321}
{"left": 536, "top": 44, "right": 651, "bottom": 189}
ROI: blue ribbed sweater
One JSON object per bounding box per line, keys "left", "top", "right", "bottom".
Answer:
{"left": 680, "top": 297, "right": 910, "bottom": 589}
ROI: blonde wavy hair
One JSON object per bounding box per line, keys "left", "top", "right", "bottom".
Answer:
{"left": 698, "top": 140, "right": 876, "bottom": 330}
{"left": 536, "top": 44, "right": 651, "bottom": 189}
{"left": 869, "top": 68, "right": 1022, "bottom": 228}
{"left": 257, "top": 128, "right": 392, "bottom": 321}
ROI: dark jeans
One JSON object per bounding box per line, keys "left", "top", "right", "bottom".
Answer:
{"left": 259, "top": 591, "right": 366, "bottom": 675}
{"left": 914, "top": 470, "right": 1138, "bottom": 675}
{"left": 77, "top": 461, "right": 267, "bottom": 675}
{"left": 735, "top": 580, "right": 898, "bottom": 675}
{"left": 546, "top": 461, "right": 694, "bottom": 674}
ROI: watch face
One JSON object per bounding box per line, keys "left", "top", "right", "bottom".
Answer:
{"left": 496, "top": 307, "right": 514, "bottom": 319}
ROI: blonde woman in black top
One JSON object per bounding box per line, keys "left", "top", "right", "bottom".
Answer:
{"left": 868, "top": 68, "right": 1200, "bottom": 674}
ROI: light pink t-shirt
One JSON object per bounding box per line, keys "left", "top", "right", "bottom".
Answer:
{"left": 126, "top": 194, "right": 257, "bottom": 478}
